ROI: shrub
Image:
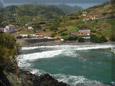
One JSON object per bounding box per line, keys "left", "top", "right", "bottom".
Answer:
{"left": 51, "top": 33, "right": 57, "bottom": 37}
{"left": 60, "top": 32, "right": 68, "bottom": 36}
{"left": 78, "top": 36, "right": 85, "bottom": 42}
{"left": 62, "top": 35, "right": 77, "bottom": 40}
{"left": 58, "top": 29, "right": 67, "bottom": 34}
{"left": 0, "top": 33, "right": 18, "bottom": 68}
{"left": 33, "top": 28, "right": 36, "bottom": 33}
{"left": 109, "top": 35, "right": 115, "bottom": 41}
{"left": 90, "top": 34, "right": 108, "bottom": 43}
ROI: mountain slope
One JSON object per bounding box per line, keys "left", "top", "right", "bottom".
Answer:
{"left": 2, "top": 4, "right": 65, "bottom": 20}
{"left": 45, "top": 1, "right": 115, "bottom": 41}
{"left": 56, "top": 4, "right": 82, "bottom": 13}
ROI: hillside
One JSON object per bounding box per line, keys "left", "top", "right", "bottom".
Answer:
{"left": 2, "top": 4, "right": 65, "bottom": 26}
{"left": 1, "top": 1, "right": 115, "bottom": 42}
{"left": 45, "top": 1, "right": 115, "bottom": 41}
{"left": 56, "top": 4, "right": 82, "bottom": 13}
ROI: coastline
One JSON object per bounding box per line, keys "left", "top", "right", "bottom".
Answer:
{"left": 15, "top": 39, "right": 115, "bottom": 86}
{"left": 5, "top": 68, "right": 68, "bottom": 86}
{"left": 17, "top": 39, "right": 115, "bottom": 47}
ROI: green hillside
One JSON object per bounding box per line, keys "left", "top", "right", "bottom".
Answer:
{"left": 2, "top": 4, "right": 65, "bottom": 26}
{"left": 1, "top": 1, "right": 115, "bottom": 42}
{"left": 44, "top": 1, "right": 115, "bottom": 42}
{"left": 56, "top": 4, "right": 82, "bottom": 13}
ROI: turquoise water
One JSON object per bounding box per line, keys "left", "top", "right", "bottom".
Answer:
{"left": 18, "top": 45, "right": 115, "bottom": 86}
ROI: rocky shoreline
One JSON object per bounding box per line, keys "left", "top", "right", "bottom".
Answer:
{"left": 13, "top": 39, "right": 115, "bottom": 86}
{"left": 17, "top": 39, "right": 115, "bottom": 47}
{"left": 18, "top": 69, "right": 68, "bottom": 86}
{"left": 1, "top": 68, "right": 68, "bottom": 86}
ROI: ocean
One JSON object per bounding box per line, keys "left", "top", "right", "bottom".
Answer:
{"left": 18, "top": 44, "right": 115, "bottom": 86}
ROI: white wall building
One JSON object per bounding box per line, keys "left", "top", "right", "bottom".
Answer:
{"left": 4, "top": 24, "right": 15, "bottom": 33}
{"left": 28, "top": 26, "right": 33, "bottom": 30}
{"left": 79, "top": 30, "right": 91, "bottom": 35}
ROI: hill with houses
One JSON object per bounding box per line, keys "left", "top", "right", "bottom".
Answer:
{"left": 0, "top": 1, "right": 115, "bottom": 42}
{"left": 44, "top": 1, "right": 115, "bottom": 42}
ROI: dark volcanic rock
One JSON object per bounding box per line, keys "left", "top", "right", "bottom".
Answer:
{"left": 18, "top": 69, "right": 68, "bottom": 86}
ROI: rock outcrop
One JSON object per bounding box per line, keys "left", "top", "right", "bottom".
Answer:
{"left": 5, "top": 69, "right": 68, "bottom": 86}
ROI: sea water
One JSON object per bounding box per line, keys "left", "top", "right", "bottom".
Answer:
{"left": 18, "top": 44, "right": 115, "bottom": 86}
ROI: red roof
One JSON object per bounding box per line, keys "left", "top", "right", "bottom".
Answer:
{"left": 80, "top": 31, "right": 89, "bottom": 33}
{"left": 94, "top": 15, "right": 99, "bottom": 17}
{"left": 7, "top": 24, "right": 15, "bottom": 26}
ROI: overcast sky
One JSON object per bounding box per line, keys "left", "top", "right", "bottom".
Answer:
{"left": 3, "top": 0, "right": 111, "bottom": 3}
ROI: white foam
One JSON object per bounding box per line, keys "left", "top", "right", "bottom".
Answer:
{"left": 30, "top": 69, "right": 46, "bottom": 76}
{"left": 18, "top": 44, "right": 115, "bottom": 68}
{"left": 22, "top": 44, "right": 115, "bottom": 51}
{"left": 62, "top": 50, "right": 79, "bottom": 57}
{"left": 18, "top": 50, "right": 63, "bottom": 68}
{"left": 53, "top": 74, "right": 106, "bottom": 86}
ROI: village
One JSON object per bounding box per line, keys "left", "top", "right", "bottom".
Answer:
{"left": 0, "top": 23, "right": 91, "bottom": 42}
{"left": 0, "top": 9, "right": 111, "bottom": 43}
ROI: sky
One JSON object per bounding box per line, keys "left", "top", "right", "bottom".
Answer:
{"left": 1, "top": 0, "right": 111, "bottom": 8}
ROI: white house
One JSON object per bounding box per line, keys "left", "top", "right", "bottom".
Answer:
{"left": 79, "top": 29, "right": 91, "bottom": 35}
{"left": 4, "top": 24, "right": 15, "bottom": 33}
{"left": 19, "top": 34, "right": 28, "bottom": 38}
{"left": 28, "top": 26, "right": 33, "bottom": 30}
{"left": 82, "top": 11, "right": 87, "bottom": 17}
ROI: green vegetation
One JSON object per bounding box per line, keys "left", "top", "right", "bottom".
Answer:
{"left": 108, "top": 19, "right": 115, "bottom": 41}
{"left": 62, "top": 35, "right": 77, "bottom": 40}
{"left": 56, "top": 4, "right": 82, "bottom": 13}
{"left": 2, "top": 4, "right": 65, "bottom": 27}
{"left": 1, "top": 1, "right": 114, "bottom": 43}
{"left": 49, "top": 20, "right": 60, "bottom": 31}
{"left": 78, "top": 36, "right": 85, "bottom": 42}
{"left": 51, "top": 33, "right": 57, "bottom": 37}
{"left": 90, "top": 34, "right": 107, "bottom": 43}
{"left": 0, "top": 33, "right": 18, "bottom": 69}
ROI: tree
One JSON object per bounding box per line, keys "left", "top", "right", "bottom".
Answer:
{"left": 33, "top": 28, "right": 36, "bottom": 33}
{"left": 62, "top": 35, "right": 77, "bottom": 40}
{"left": 51, "top": 33, "right": 57, "bottom": 37}
{"left": 0, "top": 33, "right": 18, "bottom": 69}
{"left": 78, "top": 36, "right": 85, "bottom": 42}
{"left": 90, "top": 34, "right": 107, "bottom": 43}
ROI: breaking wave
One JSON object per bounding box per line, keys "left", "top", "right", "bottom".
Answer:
{"left": 22, "top": 44, "right": 115, "bottom": 51}
{"left": 18, "top": 50, "right": 63, "bottom": 68}
{"left": 29, "top": 68, "right": 108, "bottom": 86}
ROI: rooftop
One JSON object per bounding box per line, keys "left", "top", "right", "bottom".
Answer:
{"left": 79, "top": 31, "right": 89, "bottom": 33}
{"left": 7, "top": 24, "right": 15, "bottom": 26}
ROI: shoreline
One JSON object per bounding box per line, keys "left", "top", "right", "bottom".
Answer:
{"left": 17, "top": 39, "right": 115, "bottom": 47}
{"left": 16, "top": 39, "right": 115, "bottom": 86}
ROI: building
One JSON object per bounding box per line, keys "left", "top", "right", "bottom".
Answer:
{"left": 4, "top": 24, "right": 15, "bottom": 33}
{"left": 82, "top": 11, "right": 87, "bottom": 17}
{"left": 79, "top": 29, "right": 91, "bottom": 35}
{"left": 28, "top": 26, "right": 33, "bottom": 30}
